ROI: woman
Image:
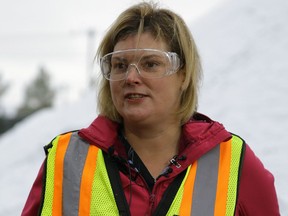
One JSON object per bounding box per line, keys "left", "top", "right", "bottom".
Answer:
{"left": 22, "top": 2, "right": 280, "bottom": 215}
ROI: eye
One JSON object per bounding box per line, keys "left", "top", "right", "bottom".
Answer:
{"left": 141, "top": 58, "right": 164, "bottom": 72}
{"left": 111, "top": 60, "right": 128, "bottom": 73}
{"left": 145, "top": 60, "right": 159, "bottom": 68}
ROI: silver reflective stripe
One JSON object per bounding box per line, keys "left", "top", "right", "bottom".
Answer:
{"left": 62, "top": 132, "right": 89, "bottom": 216}
{"left": 191, "top": 145, "right": 220, "bottom": 215}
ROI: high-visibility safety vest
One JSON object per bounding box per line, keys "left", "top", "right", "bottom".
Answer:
{"left": 40, "top": 131, "right": 244, "bottom": 216}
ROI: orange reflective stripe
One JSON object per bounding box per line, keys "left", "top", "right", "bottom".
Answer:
{"left": 52, "top": 133, "right": 72, "bottom": 216}
{"left": 179, "top": 161, "right": 197, "bottom": 216}
{"left": 79, "top": 145, "right": 99, "bottom": 216}
{"left": 214, "top": 139, "right": 232, "bottom": 215}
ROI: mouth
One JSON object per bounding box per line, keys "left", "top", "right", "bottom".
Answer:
{"left": 125, "top": 93, "right": 147, "bottom": 99}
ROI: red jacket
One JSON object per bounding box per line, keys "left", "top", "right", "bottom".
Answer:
{"left": 22, "top": 113, "right": 280, "bottom": 215}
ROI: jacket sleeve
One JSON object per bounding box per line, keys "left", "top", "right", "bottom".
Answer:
{"left": 235, "top": 144, "right": 280, "bottom": 216}
{"left": 21, "top": 160, "right": 45, "bottom": 216}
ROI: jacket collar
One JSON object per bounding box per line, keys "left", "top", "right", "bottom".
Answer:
{"left": 180, "top": 113, "right": 231, "bottom": 164}
{"left": 78, "top": 113, "right": 231, "bottom": 164}
{"left": 78, "top": 115, "right": 119, "bottom": 152}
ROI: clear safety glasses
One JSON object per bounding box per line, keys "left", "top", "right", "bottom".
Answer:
{"left": 100, "top": 48, "right": 181, "bottom": 81}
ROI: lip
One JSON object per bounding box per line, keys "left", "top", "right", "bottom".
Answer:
{"left": 124, "top": 92, "right": 148, "bottom": 100}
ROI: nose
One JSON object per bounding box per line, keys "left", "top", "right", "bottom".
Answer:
{"left": 125, "top": 64, "right": 141, "bottom": 83}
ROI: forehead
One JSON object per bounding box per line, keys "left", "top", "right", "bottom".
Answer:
{"left": 113, "top": 32, "right": 169, "bottom": 52}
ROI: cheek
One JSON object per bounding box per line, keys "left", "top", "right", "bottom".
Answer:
{"left": 164, "top": 80, "right": 183, "bottom": 106}
{"left": 109, "top": 83, "right": 117, "bottom": 101}
{"left": 161, "top": 77, "right": 183, "bottom": 97}
{"left": 110, "top": 82, "right": 119, "bottom": 94}
{"left": 110, "top": 82, "right": 122, "bottom": 104}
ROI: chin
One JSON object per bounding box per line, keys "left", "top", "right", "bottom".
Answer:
{"left": 123, "top": 113, "right": 151, "bottom": 124}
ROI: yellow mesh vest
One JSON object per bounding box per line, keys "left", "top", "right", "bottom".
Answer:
{"left": 169, "top": 134, "right": 244, "bottom": 216}
{"left": 40, "top": 132, "right": 243, "bottom": 216}
{"left": 40, "top": 132, "right": 118, "bottom": 216}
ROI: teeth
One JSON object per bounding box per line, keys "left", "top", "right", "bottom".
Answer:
{"left": 128, "top": 94, "right": 144, "bottom": 99}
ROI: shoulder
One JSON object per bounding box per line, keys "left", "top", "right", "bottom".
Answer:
{"left": 44, "top": 115, "right": 120, "bottom": 154}
{"left": 44, "top": 130, "right": 80, "bottom": 154}
{"left": 183, "top": 113, "right": 231, "bottom": 144}
{"left": 240, "top": 144, "right": 275, "bottom": 184}
{"left": 236, "top": 144, "right": 280, "bottom": 215}
{"left": 78, "top": 115, "right": 119, "bottom": 148}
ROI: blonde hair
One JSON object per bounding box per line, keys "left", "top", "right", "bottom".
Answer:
{"left": 96, "top": 2, "right": 202, "bottom": 125}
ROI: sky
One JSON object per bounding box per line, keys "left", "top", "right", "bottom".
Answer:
{"left": 0, "top": 0, "right": 288, "bottom": 215}
{"left": 0, "top": 0, "right": 226, "bottom": 115}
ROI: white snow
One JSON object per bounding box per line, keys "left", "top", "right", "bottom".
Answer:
{"left": 0, "top": 0, "right": 287, "bottom": 215}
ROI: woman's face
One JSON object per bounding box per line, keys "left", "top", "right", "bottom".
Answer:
{"left": 110, "top": 32, "right": 184, "bottom": 126}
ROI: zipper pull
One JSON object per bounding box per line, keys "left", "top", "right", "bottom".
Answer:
{"left": 169, "top": 155, "right": 181, "bottom": 168}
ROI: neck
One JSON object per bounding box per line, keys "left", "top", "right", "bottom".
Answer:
{"left": 123, "top": 122, "right": 182, "bottom": 178}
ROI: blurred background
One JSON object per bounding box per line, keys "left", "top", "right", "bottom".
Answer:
{"left": 0, "top": 0, "right": 287, "bottom": 215}
{"left": 0, "top": 0, "right": 221, "bottom": 119}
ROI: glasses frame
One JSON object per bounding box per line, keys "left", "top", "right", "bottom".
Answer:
{"left": 100, "top": 48, "right": 181, "bottom": 81}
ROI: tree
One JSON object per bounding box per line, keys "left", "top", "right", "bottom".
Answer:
{"left": 16, "top": 66, "right": 55, "bottom": 119}
{"left": 0, "top": 73, "right": 9, "bottom": 115}
{"left": 0, "top": 73, "right": 12, "bottom": 134}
